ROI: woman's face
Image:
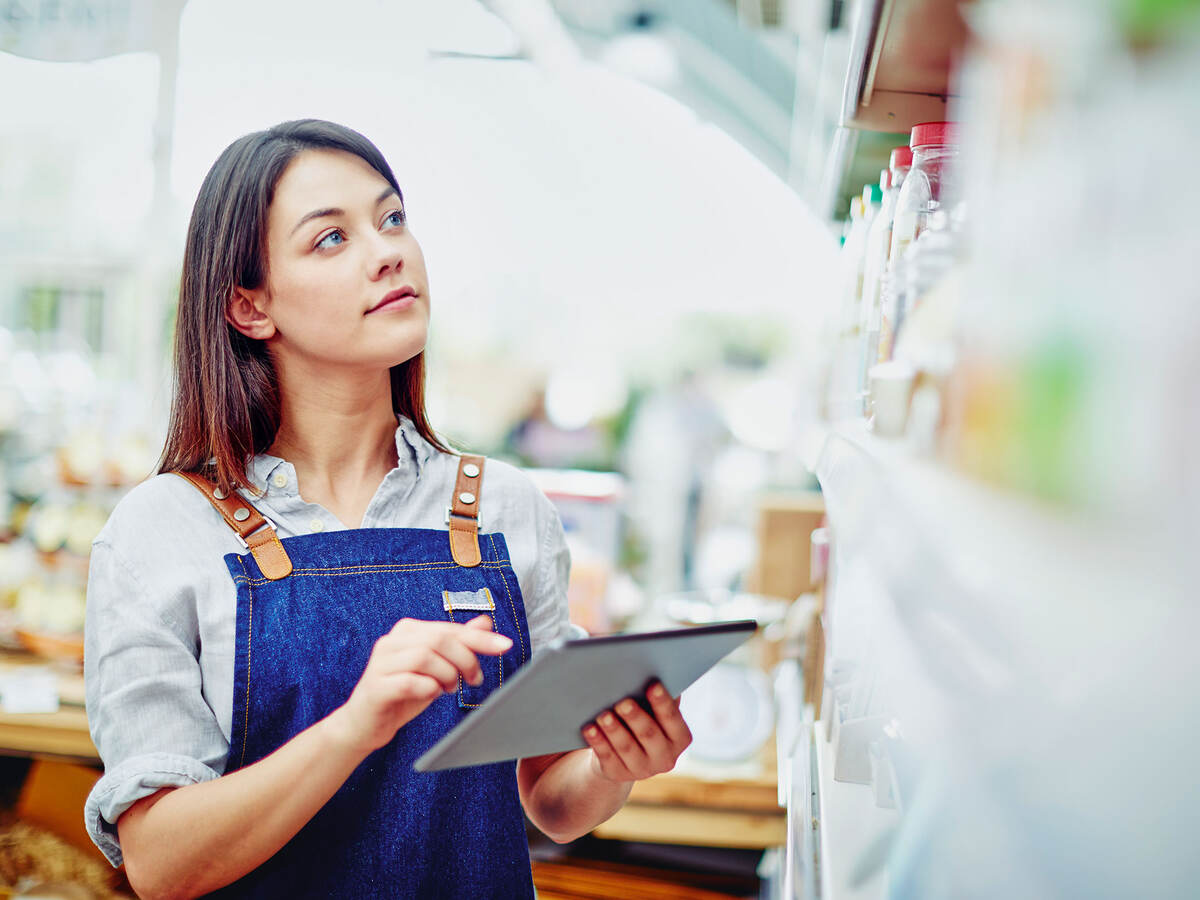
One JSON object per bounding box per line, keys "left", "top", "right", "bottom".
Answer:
{"left": 239, "top": 148, "right": 430, "bottom": 375}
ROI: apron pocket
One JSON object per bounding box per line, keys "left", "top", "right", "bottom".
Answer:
{"left": 443, "top": 589, "right": 503, "bottom": 708}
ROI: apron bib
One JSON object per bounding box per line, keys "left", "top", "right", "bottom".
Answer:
{"left": 183, "top": 457, "right": 535, "bottom": 899}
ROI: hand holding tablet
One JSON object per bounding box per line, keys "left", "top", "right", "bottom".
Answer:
{"left": 414, "top": 620, "right": 757, "bottom": 772}
{"left": 581, "top": 679, "right": 695, "bottom": 782}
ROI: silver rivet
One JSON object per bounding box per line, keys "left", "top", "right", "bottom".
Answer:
{"left": 458, "top": 492, "right": 476, "bottom": 505}
{"left": 213, "top": 488, "right": 227, "bottom": 500}
{"left": 234, "top": 507, "right": 250, "bottom": 521}
{"left": 462, "top": 463, "right": 480, "bottom": 478}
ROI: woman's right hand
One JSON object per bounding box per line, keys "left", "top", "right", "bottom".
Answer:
{"left": 331, "top": 615, "right": 511, "bottom": 755}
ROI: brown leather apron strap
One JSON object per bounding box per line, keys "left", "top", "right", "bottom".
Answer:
{"left": 447, "top": 455, "right": 485, "bottom": 567}
{"left": 174, "top": 472, "right": 294, "bottom": 580}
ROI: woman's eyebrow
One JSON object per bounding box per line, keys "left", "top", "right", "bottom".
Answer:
{"left": 291, "top": 207, "right": 341, "bottom": 236}
{"left": 290, "top": 188, "right": 401, "bottom": 236}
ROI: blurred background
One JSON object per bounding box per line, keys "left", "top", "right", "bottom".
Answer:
{"left": 0, "top": 0, "right": 1198, "bottom": 898}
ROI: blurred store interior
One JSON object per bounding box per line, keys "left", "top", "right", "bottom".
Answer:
{"left": 1, "top": 0, "right": 1199, "bottom": 897}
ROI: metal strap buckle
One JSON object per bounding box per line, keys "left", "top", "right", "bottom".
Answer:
{"left": 235, "top": 513, "right": 279, "bottom": 550}
{"left": 444, "top": 506, "right": 478, "bottom": 526}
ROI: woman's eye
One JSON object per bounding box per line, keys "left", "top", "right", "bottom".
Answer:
{"left": 316, "top": 230, "right": 344, "bottom": 250}
{"left": 382, "top": 210, "right": 406, "bottom": 229}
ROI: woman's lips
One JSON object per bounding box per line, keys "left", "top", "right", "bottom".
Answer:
{"left": 367, "top": 288, "right": 417, "bottom": 314}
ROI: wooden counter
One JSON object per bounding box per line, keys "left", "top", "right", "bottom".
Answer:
{"left": 0, "top": 653, "right": 97, "bottom": 762}
{"left": 592, "top": 747, "right": 786, "bottom": 849}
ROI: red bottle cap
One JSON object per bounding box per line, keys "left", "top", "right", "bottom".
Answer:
{"left": 889, "top": 146, "right": 913, "bottom": 172}
{"left": 909, "top": 121, "right": 958, "bottom": 149}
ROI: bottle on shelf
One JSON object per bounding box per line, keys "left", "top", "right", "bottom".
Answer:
{"left": 858, "top": 147, "right": 914, "bottom": 413}
{"left": 879, "top": 123, "right": 960, "bottom": 364}
{"left": 823, "top": 189, "right": 881, "bottom": 420}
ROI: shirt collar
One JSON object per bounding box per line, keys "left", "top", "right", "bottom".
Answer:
{"left": 246, "top": 452, "right": 284, "bottom": 493}
{"left": 395, "top": 415, "right": 434, "bottom": 473}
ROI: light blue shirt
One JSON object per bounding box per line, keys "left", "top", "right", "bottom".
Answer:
{"left": 83, "top": 418, "right": 571, "bottom": 866}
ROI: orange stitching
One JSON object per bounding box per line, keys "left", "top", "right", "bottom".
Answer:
{"left": 247, "top": 560, "right": 513, "bottom": 577}
{"left": 236, "top": 554, "right": 253, "bottom": 769}
{"left": 444, "top": 592, "right": 463, "bottom": 697}
{"left": 268, "top": 531, "right": 289, "bottom": 577}
{"left": 494, "top": 606, "right": 503, "bottom": 691}
{"left": 445, "top": 589, "right": 501, "bottom": 704}
{"left": 240, "top": 560, "right": 514, "bottom": 587}
{"left": 489, "top": 534, "right": 527, "bottom": 664}
{"left": 243, "top": 565, "right": 480, "bottom": 586}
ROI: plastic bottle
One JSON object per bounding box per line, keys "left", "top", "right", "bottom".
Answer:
{"left": 826, "top": 190, "right": 880, "bottom": 418}
{"left": 889, "top": 122, "right": 960, "bottom": 268}
{"left": 857, "top": 147, "right": 913, "bottom": 411}
{"left": 880, "top": 123, "right": 960, "bottom": 362}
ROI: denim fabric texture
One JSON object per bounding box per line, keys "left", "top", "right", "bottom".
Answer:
{"left": 83, "top": 424, "right": 572, "bottom": 867}
{"left": 208, "top": 526, "right": 534, "bottom": 899}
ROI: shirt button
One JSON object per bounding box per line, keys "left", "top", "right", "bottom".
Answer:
{"left": 272, "top": 472, "right": 288, "bottom": 489}
{"left": 309, "top": 518, "right": 325, "bottom": 533}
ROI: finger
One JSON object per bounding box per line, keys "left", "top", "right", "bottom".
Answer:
{"left": 464, "top": 614, "right": 493, "bottom": 629}
{"left": 430, "top": 632, "right": 488, "bottom": 687}
{"left": 387, "top": 618, "right": 511, "bottom": 659}
{"left": 390, "top": 647, "right": 460, "bottom": 693}
{"left": 454, "top": 624, "right": 512, "bottom": 657}
{"left": 646, "top": 682, "right": 692, "bottom": 750}
{"left": 596, "top": 710, "right": 649, "bottom": 772}
{"left": 382, "top": 672, "right": 444, "bottom": 702}
{"left": 582, "top": 724, "right": 632, "bottom": 782}
{"left": 613, "top": 698, "right": 670, "bottom": 765}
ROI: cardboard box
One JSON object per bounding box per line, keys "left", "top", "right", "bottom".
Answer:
{"left": 745, "top": 491, "right": 825, "bottom": 601}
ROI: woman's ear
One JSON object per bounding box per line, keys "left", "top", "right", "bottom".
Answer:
{"left": 226, "top": 287, "right": 276, "bottom": 340}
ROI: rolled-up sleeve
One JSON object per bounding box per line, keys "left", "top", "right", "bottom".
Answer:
{"left": 84, "top": 540, "right": 227, "bottom": 867}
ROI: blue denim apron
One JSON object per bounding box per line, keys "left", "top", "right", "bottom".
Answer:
{"left": 205, "top": 515, "right": 535, "bottom": 898}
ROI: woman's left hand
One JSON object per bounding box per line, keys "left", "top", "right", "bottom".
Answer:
{"left": 581, "top": 681, "right": 693, "bottom": 784}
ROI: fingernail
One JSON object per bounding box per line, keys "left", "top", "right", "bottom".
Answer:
{"left": 651, "top": 685, "right": 667, "bottom": 699}
{"left": 471, "top": 674, "right": 483, "bottom": 686}
{"left": 583, "top": 726, "right": 599, "bottom": 740}
{"left": 617, "top": 700, "right": 635, "bottom": 715}
{"left": 492, "top": 635, "right": 512, "bottom": 647}
{"left": 600, "top": 713, "right": 615, "bottom": 727}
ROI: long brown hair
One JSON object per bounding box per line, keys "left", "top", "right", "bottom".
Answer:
{"left": 158, "top": 119, "right": 449, "bottom": 494}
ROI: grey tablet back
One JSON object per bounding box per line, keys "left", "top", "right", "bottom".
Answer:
{"left": 413, "top": 620, "right": 757, "bottom": 771}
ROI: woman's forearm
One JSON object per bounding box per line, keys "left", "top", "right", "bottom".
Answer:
{"left": 519, "top": 684, "right": 694, "bottom": 845}
{"left": 518, "top": 749, "right": 633, "bottom": 844}
{"left": 119, "top": 707, "right": 368, "bottom": 900}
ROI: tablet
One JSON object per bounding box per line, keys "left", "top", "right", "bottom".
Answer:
{"left": 414, "top": 619, "right": 758, "bottom": 772}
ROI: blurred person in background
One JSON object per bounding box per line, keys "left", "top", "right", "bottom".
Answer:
{"left": 503, "top": 385, "right": 607, "bottom": 470}
{"left": 81, "top": 119, "right": 693, "bottom": 899}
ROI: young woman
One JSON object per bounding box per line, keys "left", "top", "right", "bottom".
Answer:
{"left": 84, "top": 119, "right": 693, "bottom": 899}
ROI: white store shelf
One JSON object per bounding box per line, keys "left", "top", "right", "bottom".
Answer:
{"left": 804, "top": 418, "right": 1165, "bottom": 692}
{"left": 813, "top": 719, "right": 897, "bottom": 900}
{"left": 798, "top": 418, "right": 1193, "bottom": 897}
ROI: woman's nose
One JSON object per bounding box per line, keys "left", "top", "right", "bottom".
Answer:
{"left": 369, "top": 233, "right": 404, "bottom": 280}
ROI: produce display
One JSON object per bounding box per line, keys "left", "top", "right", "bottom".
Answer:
{"left": 0, "top": 339, "right": 157, "bottom": 666}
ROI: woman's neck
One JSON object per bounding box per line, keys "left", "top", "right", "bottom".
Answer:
{"left": 267, "top": 365, "right": 399, "bottom": 526}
